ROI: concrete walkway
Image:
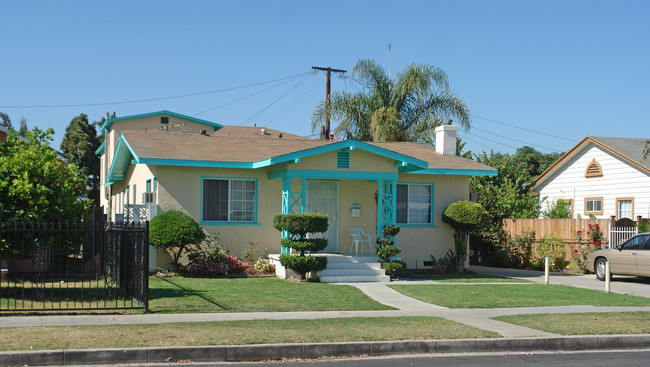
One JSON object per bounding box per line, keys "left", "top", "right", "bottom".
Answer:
{"left": 2, "top": 266, "right": 649, "bottom": 339}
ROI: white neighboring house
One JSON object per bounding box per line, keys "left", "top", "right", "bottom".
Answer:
{"left": 529, "top": 136, "right": 650, "bottom": 220}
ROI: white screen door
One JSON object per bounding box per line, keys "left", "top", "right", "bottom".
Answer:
{"left": 306, "top": 180, "right": 339, "bottom": 252}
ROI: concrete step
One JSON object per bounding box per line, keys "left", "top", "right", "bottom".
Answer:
{"left": 319, "top": 274, "right": 390, "bottom": 283}
{"left": 318, "top": 268, "right": 386, "bottom": 277}
{"left": 325, "top": 262, "right": 382, "bottom": 270}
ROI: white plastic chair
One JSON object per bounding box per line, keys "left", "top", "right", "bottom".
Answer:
{"left": 349, "top": 227, "right": 372, "bottom": 255}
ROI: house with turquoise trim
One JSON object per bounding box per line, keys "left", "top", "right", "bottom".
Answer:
{"left": 97, "top": 111, "right": 496, "bottom": 278}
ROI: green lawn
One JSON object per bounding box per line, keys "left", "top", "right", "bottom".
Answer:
{"left": 399, "top": 271, "right": 531, "bottom": 283}
{"left": 149, "top": 276, "right": 393, "bottom": 313}
{"left": 494, "top": 312, "right": 650, "bottom": 335}
{"left": 388, "top": 284, "right": 650, "bottom": 308}
{"left": 0, "top": 317, "right": 499, "bottom": 351}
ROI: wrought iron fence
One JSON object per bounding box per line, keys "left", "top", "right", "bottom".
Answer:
{"left": 0, "top": 219, "right": 149, "bottom": 312}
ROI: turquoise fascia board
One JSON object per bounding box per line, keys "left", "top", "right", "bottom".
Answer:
{"left": 105, "top": 134, "right": 138, "bottom": 184}
{"left": 95, "top": 141, "right": 105, "bottom": 155}
{"left": 258, "top": 140, "right": 428, "bottom": 169}
{"left": 411, "top": 168, "right": 498, "bottom": 176}
{"left": 99, "top": 110, "right": 223, "bottom": 133}
{"left": 269, "top": 169, "right": 398, "bottom": 181}
{"left": 137, "top": 158, "right": 253, "bottom": 168}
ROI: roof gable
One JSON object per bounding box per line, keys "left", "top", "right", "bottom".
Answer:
{"left": 529, "top": 136, "right": 650, "bottom": 190}
{"left": 98, "top": 110, "right": 223, "bottom": 133}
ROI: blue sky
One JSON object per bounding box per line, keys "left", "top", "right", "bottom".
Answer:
{"left": 1, "top": 0, "right": 648, "bottom": 155}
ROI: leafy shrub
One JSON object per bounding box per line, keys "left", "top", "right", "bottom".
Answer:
{"left": 254, "top": 259, "right": 276, "bottom": 273}
{"left": 530, "top": 233, "right": 566, "bottom": 271}
{"left": 503, "top": 230, "right": 535, "bottom": 269}
{"left": 272, "top": 213, "right": 328, "bottom": 237}
{"left": 149, "top": 210, "right": 206, "bottom": 267}
{"left": 279, "top": 254, "right": 327, "bottom": 277}
{"left": 280, "top": 238, "right": 328, "bottom": 253}
{"left": 442, "top": 201, "right": 489, "bottom": 271}
{"left": 274, "top": 212, "right": 329, "bottom": 280}
{"left": 382, "top": 260, "right": 407, "bottom": 279}
{"left": 431, "top": 249, "right": 458, "bottom": 274}
{"left": 186, "top": 259, "right": 229, "bottom": 277}
{"left": 375, "top": 225, "right": 404, "bottom": 279}
{"left": 376, "top": 243, "right": 402, "bottom": 262}
{"left": 587, "top": 223, "right": 604, "bottom": 248}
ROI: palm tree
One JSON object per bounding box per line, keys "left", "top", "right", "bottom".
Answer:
{"left": 311, "top": 59, "right": 470, "bottom": 143}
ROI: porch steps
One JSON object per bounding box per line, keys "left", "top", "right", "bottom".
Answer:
{"left": 317, "top": 255, "right": 390, "bottom": 283}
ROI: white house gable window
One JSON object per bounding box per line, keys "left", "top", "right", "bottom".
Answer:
{"left": 584, "top": 158, "right": 603, "bottom": 178}
{"left": 203, "top": 178, "right": 256, "bottom": 222}
{"left": 584, "top": 197, "right": 603, "bottom": 215}
{"left": 396, "top": 183, "right": 432, "bottom": 225}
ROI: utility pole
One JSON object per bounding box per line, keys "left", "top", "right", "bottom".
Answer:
{"left": 312, "top": 66, "right": 346, "bottom": 140}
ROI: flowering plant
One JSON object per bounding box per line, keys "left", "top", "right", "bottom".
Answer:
{"left": 588, "top": 224, "right": 604, "bottom": 248}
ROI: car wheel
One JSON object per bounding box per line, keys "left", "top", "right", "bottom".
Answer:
{"left": 595, "top": 258, "right": 608, "bottom": 281}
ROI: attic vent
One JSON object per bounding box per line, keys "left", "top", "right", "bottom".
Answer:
{"left": 585, "top": 158, "right": 603, "bottom": 178}
{"left": 337, "top": 151, "right": 350, "bottom": 169}
{"left": 161, "top": 116, "right": 169, "bottom": 124}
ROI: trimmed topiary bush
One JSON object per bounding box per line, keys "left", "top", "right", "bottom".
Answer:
{"left": 442, "top": 200, "right": 489, "bottom": 272}
{"left": 375, "top": 225, "right": 403, "bottom": 280}
{"left": 274, "top": 212, "right": 328, "bottom": 280}
{"left": 149, "top": 210, "right": 206, "bottom": 267}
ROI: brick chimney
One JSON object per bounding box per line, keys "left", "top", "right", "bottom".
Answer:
{"left": 435, "top": 125, "right": 458, "bottom": 155}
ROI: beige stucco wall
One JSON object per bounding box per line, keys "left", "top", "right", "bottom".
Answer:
{"left": 155, "top": 165, "right": 283, "bottom": 257}
{"left": 395, "top": 173, "right": 469, "bottom": 268}
{"left": 291, "top": 149, "right": 396, "bottom": 172}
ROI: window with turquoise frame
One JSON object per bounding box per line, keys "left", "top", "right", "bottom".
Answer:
{"left": 202, "top": 178, "right": 256, "bottom": 223}
{"left": 396, "top": 183, "right": 432, "bottom": 225}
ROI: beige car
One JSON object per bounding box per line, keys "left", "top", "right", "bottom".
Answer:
{"left": 585, "top": 233, "right": 650, "bottom": 281}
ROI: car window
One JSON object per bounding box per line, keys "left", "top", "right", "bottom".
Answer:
{"left": 621, "top": 234, "right": 650, "bottom": 250}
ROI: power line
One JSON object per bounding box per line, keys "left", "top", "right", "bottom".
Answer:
{"left": 192, "top": 76, "right": 302, "bottom": 116}
{"left": 470, "top": 126, "right": 563, "bottom": 152}
{"left": 0, "top": 72, "right": 314, "bottom": 108}
{"left": 471, "top": 114, "right": 578, "bottom": 142}
{"left": 264, "top": 80, "right": 322, "bottom": 124}
{"left": 239, "top": 73, "right": 313, "bottom": 126}
{"left": 460, "top": 130, "right": 520, "bottom": 150}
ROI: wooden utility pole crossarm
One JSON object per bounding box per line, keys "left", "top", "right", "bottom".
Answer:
{"left": 312, "top": 66, "right": 347, "bottom": 140}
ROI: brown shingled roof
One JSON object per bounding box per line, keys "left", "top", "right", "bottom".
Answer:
{"left": 120, "top": 129, "right": 495, "bottom": 173}
{"left": 213, "top": 125, "right": 310, "bottom": 140}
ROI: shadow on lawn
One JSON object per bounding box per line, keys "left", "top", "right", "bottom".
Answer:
{"left": 149, "top": 276, "right": 227, "bottom": 312}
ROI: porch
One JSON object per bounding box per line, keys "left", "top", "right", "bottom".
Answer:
{"left": 269, "top": 253, "right": 390, "bottom": 283}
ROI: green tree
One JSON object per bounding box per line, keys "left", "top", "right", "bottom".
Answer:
{"left": 0, "top": 113, "right": 28, "bottom": 136}
{"left": 60, "top": 114, "right": 102, "bottom": 204}
{"left": 469, "top": 147, "right": 562, "bottom": 265}
{"left": 0, "top": 128, "right": 89, "bottom": 223}
{"left": 542, "top": 198, "right": 571, "bottom": 219}
{"left": 149, "top": 210, "right": 206, "bottom": 267}
{"left": 442, "top": 201, "right": 489, "bottom": 272}
{"left": 311, "top": 59, "right": 470, "bottom": 142}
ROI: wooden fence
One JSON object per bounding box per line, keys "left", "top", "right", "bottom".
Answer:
{"left": 501, "top": 218, "right": 612, "bottom": 245}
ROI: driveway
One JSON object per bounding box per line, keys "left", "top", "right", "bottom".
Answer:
{"left": 470, "top": 265, "right": 650, "bottom": 298}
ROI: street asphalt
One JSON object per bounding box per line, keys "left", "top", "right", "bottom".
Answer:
{"left": 1, "top": 266, "right": 649, "bottom": 366}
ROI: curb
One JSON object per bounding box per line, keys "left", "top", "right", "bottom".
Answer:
{"left": 2, "top": 335, "right": 650, "bottom": 366}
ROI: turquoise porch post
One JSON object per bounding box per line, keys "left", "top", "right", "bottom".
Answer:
{"left": 377, "top": 180, "right": 397, "bottom": 244}
{"left": 281, "top": 177, "right": 305, "bottom": 254}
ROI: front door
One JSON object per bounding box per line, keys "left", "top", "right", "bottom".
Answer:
{"left": 306, "top": 180, "right": 339, "bottom": 252}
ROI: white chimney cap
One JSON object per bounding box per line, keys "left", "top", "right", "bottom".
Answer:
{"left": 435, "top": 125, "right": 458, "bottom": 155}
{"left": 260, "top": 128, "right": 267, "bottom": 135}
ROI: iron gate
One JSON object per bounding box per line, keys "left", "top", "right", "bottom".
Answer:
{"left": 0, "top": 219, "right": 149, "bottom": 312}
